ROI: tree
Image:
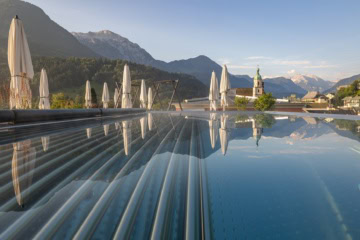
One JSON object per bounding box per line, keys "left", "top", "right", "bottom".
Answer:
{"left": 254, "top": 114, "right": 276, "bottom": 128}
{"left": 51, "top": 92, "right": 67, "bottom": 109}
{"left": 234, "top": 97, "right": 249, "bottom": 111}
{"left": 254, "top": 93, "right": 276, "bottom": 111}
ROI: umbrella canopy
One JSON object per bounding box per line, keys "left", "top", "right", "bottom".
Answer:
{"left": 104, "top": 124, "right": 109, "bottom": 136}
{"left": 209, "top": 113, "right": 219, "bottom": 149}
{"left": 121, "top": 64, "right": 132, "bottom": 108}
{"left": 114, "top": 88, "right": 120, "bottom": 108}
{"left": 220, "top": 65, "right": 231, "bottom": 111}
{"left": 12, "top": 140, "right": 36, "bottom": 206}
{"left": 148, "top": 112, "right": 153, "bottom": 131}
{"left": 86, "top": 128, "right": 92, "bottom": 139}
{"left": 85, "top": 80, "right": 92, "bottom": 109}
{"left": 209, "top": 71, "right": 219, "bottom": 111}
{"left": 140, "top": 116, "right": 147, "bottom": 139}
{"left": 147, "top": 88, "right": 153, "bottom": 110}
{"left": 140, "top": 79, "right": 147, "bottom": 109}
{"left": 39, "top": 68, "right": 50, "bottom": 109}
{"left": 102, "top": 82, "right": 110, "bottom": 109}
{"left": 8, "top": 16, "right": 34, "bottom": 109}
{"left": 41, "top": 136, "right": 50, "bottom": 152}
{"left": 219, "top": 114, "right": 229, "bottom": 155}
{"left": 122, "top": 120, "right": 132, "bottom": 156}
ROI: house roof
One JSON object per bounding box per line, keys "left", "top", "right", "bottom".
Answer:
{"left": 302, "top": 91, "right": 320, "bottom": 100}
{"left": 236, "top": 88, "right": 253, "bottom": 97}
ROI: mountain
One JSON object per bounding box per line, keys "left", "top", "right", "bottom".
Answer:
{"left": 72, "top": 31, "right": 252, "bottom": 88}
{"left": 290, "top": 74, "right": 334, "bottom": 93}
{"left": 0, "top": 0, "right": 97, "bottom": 58}
{"left": 264, "top": 77, "right": 307, "bottom": 97}
{"left": 323, "top": 74, "right": 360, "bottom": 93}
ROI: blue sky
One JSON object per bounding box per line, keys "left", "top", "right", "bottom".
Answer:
{"left": 25, "top": 0, "right": 360, "bottom": 80}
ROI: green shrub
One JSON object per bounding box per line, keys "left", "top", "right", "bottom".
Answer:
{"left": 254, "top": 93, "right": 276, "bottom": 111}
{"left": 234, "top": 97, "right": 249, "bottom": 111}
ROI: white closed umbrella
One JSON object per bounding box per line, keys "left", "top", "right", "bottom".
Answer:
{"left": 114, "top": 88, "right": 120, "bottom": 108}
{"left": 8, "top": 15, "right": 34, "bottom": 109}
{"left": 147, "top": 88, "right": 153, "bottom": 110}
{"left": 39, "top": 68, "right": 50, "bottom": 109}
{"left": 104, "top": 124, "right": 109, "bottom": 136}
{"left": 219, "top": 114, "right": 229, "bottom": 155}
{"left": 12, "top": 140, "right": 36, "bottom": 206}
{"left": 102, "top": 82, "right": 110, "bottom": 109}
{"left": 209, "top": 113, "right": 219, "bottom": 149}
{"left": 148, "top": 112, "right": 153, "bottom": 131}
{"left": 85, "top": 80, "right": 91, "bottom": 109}
{"left": 121, "top": 64, "right": 132, "bottom": 108}
{"left": 209, "top": 71, "right": 219, "bottom": 111}
{"left": 140, "top": 79, "right": 147, "bottom": 109}
{"left": 122, "top": 120, "right": 132, "bottom": 156}
{"left": 140, "top": 116, "right": 147, "bottom": 139}
{"left": 220, "top": 65, "right": 231, "bottom": 111}
{"left": 41, "top": 136, "right": 50, "bottom": 152}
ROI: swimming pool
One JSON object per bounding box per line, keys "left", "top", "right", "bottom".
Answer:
{"left": 0, "top": 112, "right": 359, "bottom": 239}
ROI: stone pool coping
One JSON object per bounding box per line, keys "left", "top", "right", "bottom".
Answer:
{"left": 0, "top": 108, "right": 146, "bottom": 124}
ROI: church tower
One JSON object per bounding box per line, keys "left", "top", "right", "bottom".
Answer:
{"left": 253, "top": 67, "right": 264, "bottom": 97}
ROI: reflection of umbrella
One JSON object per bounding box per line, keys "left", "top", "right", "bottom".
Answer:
{"left": 12, "top": 140, "right": 36, "bottom": 206}
{"left": 86, "top": 128, "right": 92, "bottom": 139}
{"left": 148, "top": 112, "right": 153, "bottom": 131}
{"left": 102, "top": 82, "right": 110, "bottom": 109}
{"left": 115, "top": 122, "right": 120, "bottom": 130}
{"left": 39, "top": 68, "right": 50, "bottom": 109}
{"left": 114, "top": 88, "right": 120, "bottom": 108}
{"left": 121, "top": 64, "right": 132, "bottom": 108}
{"left": 140, "top": 79, "right": 147, "bottom": 109}
{"left": 8, "top": 15, "right": 34, "bottom": 109}
{"left": 104, "top": 124, "right": 109, "bottom": 136}
{"left": 41, "top": 136, "right": 50, "bottom": 152}
{"left": 85, "top": 80, "right": 91, "bottom": 109}
{"left": 209, "top": 113, "right": 219, "bottom": 149}
{"left": 220, "top": 65, "right": 231, "bottom": 111}
{"left": 219, "top": 114, "right": 229, "bottom": 155}
{"left": 122, "top": 120, "right": 132, "bottom": 156}
{"left": 209, "top": 71, "right": 219, "bottom": 111}
{"left": 147, "top": 88, "right": 153, "bottom": 110}
{"left": 140, "top": 116, "right": 147, "bottom": 139}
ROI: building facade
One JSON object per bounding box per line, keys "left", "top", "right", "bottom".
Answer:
{"left": 253, "top": 67, "right": 264, "bottom": 97}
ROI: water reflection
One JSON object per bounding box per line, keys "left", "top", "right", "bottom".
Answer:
{"left": 12, "top": 140, "right": 37, "bottom": 207}
{"left": 0, "top": 112, "right": 359, "bottom": 239}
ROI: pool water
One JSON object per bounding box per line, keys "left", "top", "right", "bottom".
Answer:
{"left": 0, "top": 112, "right": 359, "bottom": 239}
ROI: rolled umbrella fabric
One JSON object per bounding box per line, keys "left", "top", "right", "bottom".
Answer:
{"left": 41, "top": 136, "right": 50, "bottom": 152}
{"left": 209, "top": 113, "right": 219, "bottom": 149}
{"left": 147, "top": 88, "right": 153, "bottom": 110}
{"left": 139, "top": 79, "right": 147, "bottom": 109}
{"left": 102, "top": 82, "right": 110, "bottom": 109}
{"left": 140, "top": 116, "right": 147, "bottom": 139}
{"left": 39, "top": 68, "right": 50, "bottom": 109}
{"left": 122, "top": 120, "right": 132, "bottom": 156}
{"left": 12, "top": 140, "right": 36, "bottom": 207}
{"left": 219, "top": 114, "right": 229, "bottom": 155}
{"left": 209, "top": 71, "right": 219, "bottom": 111}
{"left": 121, "top": 64, "right": 132, "bottom": 108}
{"left": 220, "top": 65, "right": 231, "bottom": 111}
{"left": 8, "top": 16, "right": 34, "bottom": 109}
{"left": 114, "top": 88, "right": 120, "bottom": 108}
{"left": 85, "top": 80, "right": 91, "bottom": 109}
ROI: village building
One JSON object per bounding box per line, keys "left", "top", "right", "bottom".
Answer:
{"left": 236, "top": 67, "right": 265, "bottom": 98}
{"left": 343, "top": 96, "right": 360, "bottom": 108}
{"left": 302, "top": 91, "right": 328, "bottom": 103}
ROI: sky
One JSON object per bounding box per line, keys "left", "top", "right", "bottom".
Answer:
{"left": 25, "top": 0, "right": 360, "bottom": 81}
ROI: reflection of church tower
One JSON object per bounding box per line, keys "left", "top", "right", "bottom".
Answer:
{"left": 252, "top": 120, "right": 263, "bottom": 146}
{"left": 253, "top": 67, "right": 264, "bottom": 97}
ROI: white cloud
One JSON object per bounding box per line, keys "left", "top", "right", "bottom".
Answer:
{"left": 217, "top": 58, "right": 231, "bottom": 65}
{"left": 246, "top": 56, "right": 272, "bottom": 60}
{"left": 303, "top": 65, "right": 337, "bottom": 69}
{"left": 272, "top": 60, "right": 311, "bottom": 65}
{"left": 227, "top": 65, "right": 256, "bottom": 69}
{"left": 287, "top": 69, "right": 296, "bottom": 75}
